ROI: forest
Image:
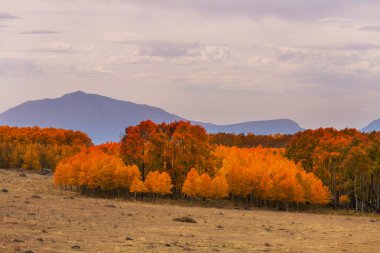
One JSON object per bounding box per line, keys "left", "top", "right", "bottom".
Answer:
{"left": 1, "top": 122, "right": 379, "bottom": 212}
{"left": 0, "top": 126, "right": 92, "bottom": 170}
{"left": 286, "top": 128, "right": 380, "bottom": 212}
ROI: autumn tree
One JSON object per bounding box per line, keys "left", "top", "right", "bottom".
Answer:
{"left": 130, "top": 177, "right": 147, "bottom": 197}
{"left": 210, "top": 173, "right": 229, "bottom": 199}
{"left": 182, "top": 168, "right": 199, "bottom": 199}
{"left": 22, "top": 144, "right": 42, "bottom": 170}
{"left": 114, "top": 165, "right": 141, "bottom": 191}
{"left": 120, "top": 121, "right": 214, "bottom": 194}
{"left": 54, "top": 149, "right": 135, "bottom": 194}
{"left": 196, "top": 173, "right": 212, "bottom": 199}
{"left": 144, "top": 171, "right": 173, "bottom": 196}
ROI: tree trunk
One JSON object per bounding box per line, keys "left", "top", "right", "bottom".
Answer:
{"left": 354, "top": 176, "right": 358, "bottom": 212}
{"left": 377, "top": 170, "right": 380, "bottom": 211}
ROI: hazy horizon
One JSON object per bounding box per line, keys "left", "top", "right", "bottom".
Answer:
{"left": 1, "top": 0, "right": 380, "bottom": 129}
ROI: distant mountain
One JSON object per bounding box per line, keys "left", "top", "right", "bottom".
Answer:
{"left": 0, "top": 91, "right": 184, "bottom": 144}
{"left": 0, "top": 91, "right": 303, "bottom": 143}
{"left": 200, "top": 119, "right": 302, "bottom": 135}
{"left": 362, "top": 119, "right": 380, "bottom": 132}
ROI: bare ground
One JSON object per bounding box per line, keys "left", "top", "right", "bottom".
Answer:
{"left": 1, "top": 168, "right": 380, "bottom": 253}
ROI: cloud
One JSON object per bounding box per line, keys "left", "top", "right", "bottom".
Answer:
{"left": 132, "top": 40, "right": 232, "bottom": 64}
{"left": 137, "top": 41, "right": 199, "bottom": 58}
{"left": 102, "top": 32, "right": 141, "bottom": 43}
{"left": 275, "top": 46, "right": 378, "bottom": 68}
{"left": 126, "top": 0, "right": 380, "bottom": 21}
{"left": 358, "top": 25, "right": 380, "bottom": 32}
{"left": 296, "top": 42, "right": 380, "bottom": 51}
{"left": 316, "top": 17, "right": 360, "bottom": 24}
{"left": 273, "top": 45, "right": 380, "bottom": 96}
{"left": 19, "top": 30, "right": 61, "bottom": 35}
{"left": 0, "top": 57, "right": 41, "bottom": 76}
{"left": 0, "top": 12, "right": 19, "bottom": 21}
{"left": 74, "top": 65, "right": 115, "bottom": 75}
{"left": 30, "top": 43, "right": 81, "bottom": 54}
{"left": 300, "top": 71, "right": 380, "bottom": 96}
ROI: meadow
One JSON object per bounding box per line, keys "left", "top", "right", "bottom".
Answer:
{"left": 1, "top": 168, "right": 379, "bottom": 253}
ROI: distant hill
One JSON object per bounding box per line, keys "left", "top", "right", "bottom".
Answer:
{"left": 200, "top": 119, "right": 302, "bottom": 135}
{"left": 362, "top": 119, "right": 380, "bottom": 133}
{"left": 0, "top": 91, "right": 184, "bottom": 144}
{"left": 0, "top": 91, "right": 304, "bottom": 143}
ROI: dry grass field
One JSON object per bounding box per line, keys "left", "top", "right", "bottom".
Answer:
{"left": 1, "top": 168, "right": 380, "bottom": 253}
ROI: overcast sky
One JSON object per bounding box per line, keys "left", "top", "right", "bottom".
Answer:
{"left": 1, "top": 0, "right": 380, "bottom": 129}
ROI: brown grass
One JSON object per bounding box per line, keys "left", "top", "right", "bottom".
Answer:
{"left": 1, "top": 168, "right": 380, "bottom": 252}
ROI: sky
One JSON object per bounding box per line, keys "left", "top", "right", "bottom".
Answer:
{"left": 0, "top": 0, "right": 380, "bottom": 129}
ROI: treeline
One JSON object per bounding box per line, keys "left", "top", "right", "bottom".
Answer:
{"left": 0, "top": 126, "right": 92, "bottom": 170}
{"left": 286, "top": 128, "right": 380, "bottom": 212}
{"left": 54, "top": 121, "right": 330, "bottom": 209}
{"left": 209, "top": 133, "right": 293, "bottom": 148}
{"left": 6, "top": 122, "right": 379, "bottom": 213}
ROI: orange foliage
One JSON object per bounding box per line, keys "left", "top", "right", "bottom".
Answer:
{"left": 144, "top": 171, "right": 173, "bottom": 195}
{"left": 210, "top": 173, "right": 229, "bottom": 199}
{"left": 130, "top": 177, "right": 147, "bottom": 193}
{"left": 214, "top": 146, "right": 330, "bottom": 204}
{"left": 114, "top": 165, "right": 141, "bottom": 190}
{"left": 0, "top": 126, "right": 92, "bottom": 170}
{"left": 195, "top": 174, "right": 212, "bottom": 198}
{"left": 339, "top": 195, "right": 350, "bottom": 204}
{"left": 54, "top": 149, "right": 136, "bottom": 191}
{"left": 285, "top": 127, "right": 380, "bottom": 209}
{"left": 90, "top": 142, "right": 121, "bottom": 156}
{"left": 182, "top": 168, "right": 199, "bottom": 198}
{"left": 120, "top": 120, "right": 214, "bottom": 191}
{"left": 182, "top": 169, "right": 229, "bottom": 199}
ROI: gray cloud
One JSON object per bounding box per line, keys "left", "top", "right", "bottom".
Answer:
{"left": 126, "top": 0, "right": 380, "bottom": 21}
{"left": 30, "top": 49, "right": 79, "bottom": 54}
{"left": 358, "top": 25, "right": 380, "bottom": 32}
{"left": 299, "top": 71, "right": 380, "bottom": 98}
{"left": 0, "top": 57, "right": 40, "bottom": 76}
{"left": 134, "top": 41, "right": 233, "bottom": 65}
{"left": 297, "top": 42, "right": 380, "bottom": 51}
{"left": 137, "top": 41, "right": 199, "bottom": 58}
{"left": 19, "top": 30, "right": 61, "bottom": 35}
{"left": 0, "top": 12, "right": 19, "bottom": 20}
{"left": 28, "top": 43, "right": 82, "bottom": 54}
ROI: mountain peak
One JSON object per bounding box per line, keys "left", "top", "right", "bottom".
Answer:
{"left": 62, "top": 90, "right": 87, "bottom": 97}
{"left": 362, "top": 119, "right": 380, "bottom": 132}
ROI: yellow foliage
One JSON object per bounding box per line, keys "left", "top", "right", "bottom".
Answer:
{"left": 213, "top": 146, "right": 330, "bottom": 204}
{"left": 182, "top": 168, "right": 199, "bottom": 198}
{"left": 130, "top": 177, "right": 147, "bottom": 193}
{"left": 144, "top": 171, "right": 173, "bottom": 195}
